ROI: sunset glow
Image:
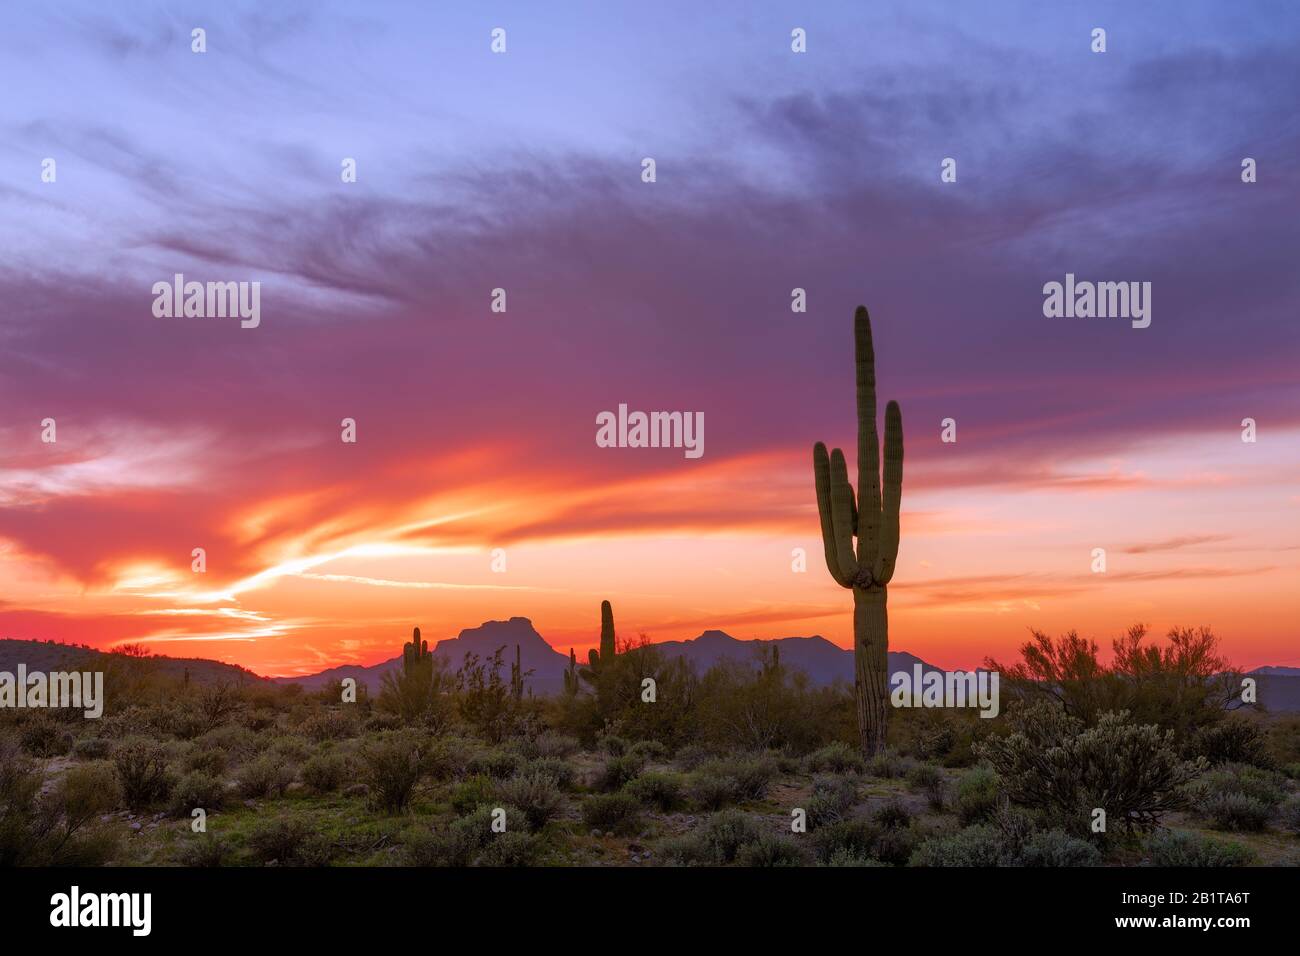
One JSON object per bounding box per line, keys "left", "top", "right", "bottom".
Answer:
{"left": 1, "top": 2, "right": 1296, "bottom": 677}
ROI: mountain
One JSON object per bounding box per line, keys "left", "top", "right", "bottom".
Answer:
{"left": 272, "top": 619, "right": 945, "bottom": 696}
{"left": 648, "top": 629, "right": 943, "bottom": 687}
{"left": 271, "top": 617, "right": 572, "bottom": 696}
{"left": 1250, "top": 666, "right": 1300, "bottom": 677}
{"left": 0, "top": 638, "right": 266, "bottom": 686}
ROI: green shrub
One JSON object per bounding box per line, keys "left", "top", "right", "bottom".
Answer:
{"left": 446, "top": 807, "right": 508, "bottom": 864}
{"left": 735, "top": 831, "right": 810, "bottom": 867}
{"left": 360, "top": 732, "right": 426, "bottom": 813}
{"left": 422, "top": 736, "right": 474, "bottom": 781}
{"left": 685, "top": 771, "right": 741, "bottom": 810}
{"left": 0, "top": 748, "right": 120, "bottom": 866}
{"left": 907, "top": 763, "right": 947, "bottom": 810}
{"left": 1194, "top": 764, "right": 1288, "bottom": 808}
{"left": 1280, "top": 795, "right": 1300, "bottom": 836}
{"left": 524, "top": 757, "right": 576, "bottom": 789}
{"left": 247, "top": 815, "right": 333, "bottom": 866}
{"left": 871, "top": 825, "right": 919, "bottom": 865}
{"left": 450, "top": 775, "right": 497, "bottom": 815}
{"left": 811, "top": 818, "right": 880, "bottom": 864}
{"left": 169, "top": 771, "right": 225, "bottom": 817}
{"left": 595, "top": 754, "right": 645, "bottom": 792}
{"left": 300, "top": 709, "right": 358, "bottom": 742}
{"left": 626, "top": 772, "right": 686, "bottom": 811}
{"left": 954, "top": 766, "right": 1001, "bottom": 825}
{"left": 867, "top": 750, "right": 907, "bottom": 779}
{"left": 176, "top": 833, "right": 229, "bottom": 867}
{"left": 404, "top": 807, "right": 526, "bottom": 868}
{"left": 1188, "top": 718, "right": 1272, "bottom": 768}
{"left": 20, "top": 718, "right": 72, "bottom": 758}
{"left": 1203, "top": 792, "right": 1272, "bottom": 832}
{"left": 512, "top": 731, "right": 578, "bottom": 760}
{"left": 806, "top": 774, "right": 856, "bottom": 829}
{"left": 1019, "top": 829, "right": 1101, "bottom": 867}
{"left": 113, "top": 738, "right": 175, "bottom": 809}
{"left": 580, "top": 793, "right": 641, "bottom": 834}
{"left": 975, "top": 704, "right": 1204, "bottom": 835}
{"left": 70, "top": 737, "right": 112, "bottom": 761}
{"left": 629, "top": 739, "right": 669, "bottom": 762}
{"left": 806, "top": 742, "right": 865, "bottom": 774}
{"left": 1144, "top": 829, "right": 1256, "bottom": 867}
{"left": 910, "top": 825, "right": 1010, "bottom": 866}
{"left": 718, "top": 754, "right": 779, "bottom": 800}
{"left": 598, "top": 735, "right": 629, "bottom": 756}
{"left": 673, "top": 744, "right": 714, "bottom": 771}
{"left": 495, "top": 772, "right": 563, "bottom": 831}
{"left": 235, "top": 755, "right": 295, "bottom": 800}
{"left": 872, "top": 797, "right": 912, "bottom": 829}
{"left": 691, "top": 754, "right": 778, "bottom": 801}
{"left": 687, "top": 810, "right": 762, "bottom": 864}
{"left": 475, "top": 830, "right": 541, "bottom": 867}
{"left": 266, "top": 736, "right": 312, "bottom": 763}
{"left": 465, "top": 748, "right": 524, "bottom": 780}
{"left": 825, "top": 848, "right": 891, "bottom": 867}
{"left": 300, "top": 752, "right": 352, "bottom": 794}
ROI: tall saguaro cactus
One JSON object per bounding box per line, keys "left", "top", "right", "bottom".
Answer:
{"left": 813, "top": 307, "right": 904, "bottom": 757}
{"left": 579, "top": 600, "right": 616, "bottom": 685}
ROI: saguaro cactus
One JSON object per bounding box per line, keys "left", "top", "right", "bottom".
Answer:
{"left": 563, "top": 648, "right": 580, "bottom": 696}
{"left": 510, "top": 644, "right": 524, "bottom": 700}
{"left": 579, "top": 600, "right": 617, "bottom": 684}
{"left": 403, "top": 626, "right": 432, "bottom": 675}
{"left": 813, "top": 307, "right": 904, "bottom": 757}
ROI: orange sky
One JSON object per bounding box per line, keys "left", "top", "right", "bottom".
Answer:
{"left": 2, "top": 430, "right": 1296, "bottom": 677}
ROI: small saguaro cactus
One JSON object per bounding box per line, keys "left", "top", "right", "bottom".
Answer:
{"left": 563, "top": 648, "right": 580, "bottom": 696}
{"left": 760, "top": 644, "right": 781, "bottom": 678}
{"left": 578, "top": 600, "right": 617, "bottom": 684}
{"left": 510, "top": 644, "right": 524, "bottom": 700}
{"left": 812, "top": 306, "right": 904, "bottom": 758}
{"left": 403, "top": 627, "right": 432, "bottom": 675}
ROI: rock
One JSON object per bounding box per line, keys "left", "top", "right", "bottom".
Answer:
{"left": 129, "top": 822, "right": 142, "bottom": 831}
{"left": 590, "top": 828, "right": 602, "bottom": 838}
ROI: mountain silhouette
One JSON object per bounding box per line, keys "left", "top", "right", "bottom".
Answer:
{"left": 267, "top": 618, "right": 947, "bottom": 696}
{"left": 5, "top": 626, "right": 1298, "bottom": 711}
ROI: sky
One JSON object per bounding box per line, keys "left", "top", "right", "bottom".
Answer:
{"left": 0, "top": 1, "right": 1297, "bottom": 677}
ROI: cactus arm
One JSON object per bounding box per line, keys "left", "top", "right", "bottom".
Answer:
{"left": 854, "top": 307, "right": 882, "bottom": 570}
{"left": 828, "top": 448, "right": 861, "bottom": 583}
{"left": 874, "top": 400, "right": 904, "bottom": 585}
{"left": 813, "top": 442, "right": 853, "bottom": 588}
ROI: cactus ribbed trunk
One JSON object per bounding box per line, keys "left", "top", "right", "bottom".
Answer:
{"left": 599, "top": 600, "right": 615, "bottom": 662}
{"left": 812, "top": 307, "right": 904, "bottom": 759}
{"left": 579, "top": 600, "right": 618, "bottom": 687}
{"left": 854, "top": 589, "right": 889, "bottom": 756}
